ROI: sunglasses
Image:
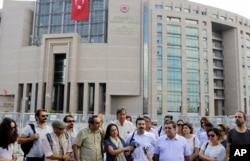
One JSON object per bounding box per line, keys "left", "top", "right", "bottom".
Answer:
{"left": 207, "top": 134, "right": 215, "bottom": 138}
{"left": 40, "top": 115, "right": 48, "bottom": 117}
{"left": 177, "top": 124, "right": 183, "bottom": 127}
{"left": 67, "top": 120, "right": 75, "bottom": 123}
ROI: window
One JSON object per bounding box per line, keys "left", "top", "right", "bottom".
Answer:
{"left": 186, "top": 48, "right": 199, "bottom": 59}
{"left": 168, "top": 46, "right": 181, "bottom": 57}
{"left": 175, "top": 7, "right": 181, "bottom": 12}
{"left": 201, "top": 11, "right": 207, "bottom": 15}
{"left": 212, "top": 14, "right": 218, "bottom": 18}
{"left": 168, "top": 35, "right": 181, "bottom": 46}
{"left": 167, "top": 58, "right": 182, "bottom": 69}
{"left": 192, "top": 10, "right": 199, "bottom": 14}
{"left": 33, "top": 0, "right": 107, "bottom": 45}
{"left": 168, "top": 70, "right": 182, "bottom": 80}
{"left": 185, "top": 19, "right": 198, "bottom": 24}
{"left": 157, "top": 23, "right": 162, "bottom": 34}
{"left": 167, "top": 25, "right": 181, "bottom": 34}
{"left": 167, "top": 17, "right": 181, "bottom": 22}
{"left": 165, "top": 6, "right": 172, "bottom": 10}
{"left": 187, "top": 72, "right": 200, "bottom": 81}
{"left": 187, "top": 60, "right": 199, "bottom": 70}
{"left": 186, "top": 27, "right": 199, "bottom": 37}
{"left": 183, "top": 8, "right": 190, "bottom": 13}
{"left": 157, "top": 15, "right": 162, "bottom": 20}
{"left": 168, "top": 82, "right": 182, "bottom": 91}
{"left": 186, "top": 37, "right": 199, "bottom": 48}
{"left": 155, "top": 5, "right": 163, "bottom": 9}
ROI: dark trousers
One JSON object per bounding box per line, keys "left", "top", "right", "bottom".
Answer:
{"left": 25, "top": 157, "right": 44, "bottom": 161}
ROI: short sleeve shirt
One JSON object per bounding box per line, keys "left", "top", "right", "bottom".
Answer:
{"left": 22, "top": 123, "right": 53, "bottom": 157}
{"left": 42, "top": 132, "right": 72, "bottom": 161}
{"left": 0, "top": 144, "right": 14, "bottom": 159}
{"left": 74, "top": 127, "right": 103, "bottom": 161}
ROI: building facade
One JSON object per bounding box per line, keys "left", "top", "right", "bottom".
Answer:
{"left": 0, "top": 0, "right": 249, "bottom": 118}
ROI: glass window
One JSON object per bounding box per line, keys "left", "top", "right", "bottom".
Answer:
{"left": 167, "top": 58, "right": 182, "bottom": 69}
{"left": 186, "top": 37, "right": 199, "bottom": 48}
{"left": 155, "top": 5, "right": 163, "bottom": 9}
{"left": 157, "top": 46, "right": 162, "bottom": 56}
{"left": 167, "top": 82, "right": 182, "bottom": 91}
{"left": 187, "top": 60, "right": 199, "bottom": 70}
{"left": 167, "top": 93, "right": 182, "bottom": 112}
{"left": 165, "top": 6, "right": 172, "bottom": 10}
{"left": 157, "top": 15, "right": 162, "bottom": 20}
{"left": 157, "top": 35, "right": 162, "bottom": 44}
{"left": 186, "top": 27, "right": 199, "bottom": 37}
{"left": 175, "top": 7, "right": 181, "bottom": 12}
{"left": 187, "top": 72, "right": 200, "bottom": 81}
{"left": 167, "top": 25, "right": 181, "bottom": 34}
{"left": 183, "top": 8, "right": 190, "bottom": 13}
{"left": 185, "top": 19, "right": 198, "bottom": 24}
{"left": 203, "top": 30, "right": 207, "bottom": 38}
{"left": 157, "top": 23, "right": 162, "bottom": 33}
{"left": 167, "top": 17, "right": 181, "bottom": 22}
{"left": 192, "top": 10, "right": 199, "bottom": 14}
{"left": 157, "top": 58, "right": 162, "bottom": 67}
{"left": 168, "top": 70, "right": 182, "bottom": 80}
{"left": 157, "top": 80, "right": 162, "bottom": 91}
{"left": 186, "top": 48, "right": 199, "bottom": 59}
{"left": 157, "top": 70, "right": 162, "bottom": 79}
{"left": 33, "top": 0, "right": 107, "bottom": 45}
{"left": 203, "top": 38, "right": 207, "bottom": 49}
{"left": 168, "top": 46, "right": 181, "bottom": 57}
{"left": 168, "top": 35, "right": 181, "bottom": 46}
{"left": 187, "top": 83, "right": 200, "bottom": 92}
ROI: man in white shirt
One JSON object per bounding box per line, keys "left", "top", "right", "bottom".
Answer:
{"left": 156, "top": 115, "right": 173, "bottom": 136}
{"left": 18, "top": 109, "right": 53, "bottom": 161}
{"left": 63, "top": 115, "right": 78, "bottom": 161}
{"left": 42, "top": 120, "right": 72, "bottom": 161}
{"left": 144, "top": 115, "right": 158, "bottom": 140}
{"left": 112, "top": 108, "right": 134, "bottom": 140}
{"left": 126, "top": 117, "right": 156, "bottom": 161}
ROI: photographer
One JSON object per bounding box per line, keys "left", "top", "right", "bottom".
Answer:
{"left": 125, "top": 117, "right": 156, "bottom": 161}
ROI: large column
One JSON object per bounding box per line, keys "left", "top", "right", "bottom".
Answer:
{"left": 83, "top": 83, "right": 89, "bottom": 114}
{"left": 94, "top": 83, "right": 100, "bottom": 114}
{"left": 69, "top": 36, "right": 79, "bottom": 113}
{"left": 21, "top": 84, "right": 27, "bottom": 113}
{"left": 105, "top": 94, "right": 111, "bottom": 114}
{"left": 30, "top": 83, "right": 37, "bottom": 112}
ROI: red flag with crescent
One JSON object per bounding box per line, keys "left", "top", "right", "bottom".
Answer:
{"left": 71, "top": 0, "right": 89, "bottom": 20}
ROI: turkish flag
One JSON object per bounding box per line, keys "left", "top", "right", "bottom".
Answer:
{"left": 71, "top": 0, "right": 89, "bottom": 20}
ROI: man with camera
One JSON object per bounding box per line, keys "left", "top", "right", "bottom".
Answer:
{"left": 125, "top": 117, "right": 156, "bottom": 161}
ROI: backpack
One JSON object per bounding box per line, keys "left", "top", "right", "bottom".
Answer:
{"left": 21, "top": 124, "right": 36, "bottom": 158}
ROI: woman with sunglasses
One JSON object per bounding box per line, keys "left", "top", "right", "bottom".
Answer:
{"left": 0, "top": 117, "right": 18, "bottom": 161}
{"left": 104, "top": 123, "right": 134, "bottom": 161}
{"left": 182, "top": 123, "right": 200, "bottom": 161}
{"left": 177, "top": 119, "right": 185, "bottom": 136}
{"left": 199, "top": 128, "right": 225, "bottom": 161}
{"left": 217, "top": 124, "right": 230, "bottom": 148}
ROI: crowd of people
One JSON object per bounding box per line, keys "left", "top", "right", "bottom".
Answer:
{"left": 0, "top": 108, "right": 249, "bottom": 161}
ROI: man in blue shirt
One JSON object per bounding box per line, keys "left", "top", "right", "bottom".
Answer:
{"left": 153, "top": 120, "right": 191, "bottom": 161}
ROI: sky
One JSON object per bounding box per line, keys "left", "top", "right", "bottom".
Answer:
{"left": 0, "top": 0, "right": 250, "bottom": 19}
